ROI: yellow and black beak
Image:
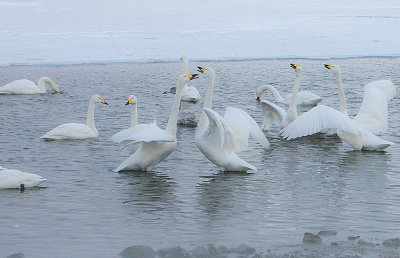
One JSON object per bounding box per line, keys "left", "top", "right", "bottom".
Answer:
{"left": 256, "top": 96, "right": 261, "bottom": 101}
{"left": 290, "top": 63, "right": 299, "bottom": 69}
{"left": 197, "top": 66, "right": 207, "bottom": 73}
{"left": 324, "top": 64, "right": 332, "bottom": 69}
{"left": 57, "top": 89, "right": 60, "bottom": 93}
{"left": 186, "top": 74, "right": 199, "bottom": 80}
{"left": 100, "top": 98, "right": 109, "bottom": 105}
{"left": 125, "top": 98, "right": 133, "bottom": 105}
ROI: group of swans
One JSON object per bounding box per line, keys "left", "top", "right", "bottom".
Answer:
{"left": 280, "top": 64, "right": 396, "bottom": 151}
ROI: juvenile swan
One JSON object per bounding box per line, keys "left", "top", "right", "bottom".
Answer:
{"left": 41, "top": 94, "right": 109, "bottom": 140}
{"left": 0, "top": 77, "right": 61, "bottom": 94}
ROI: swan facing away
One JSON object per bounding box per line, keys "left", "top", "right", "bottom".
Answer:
{"left": 180, "top": 55, "right": 201, "bottom": 103}
{"left": 256, "top": 85, "right": 321, "bottom": 106}
{"left": 281, "top": 64, "right": 396, "bottom": 151}
{"left": 41, "top": 94, "right": 109, "bottom": 140}
{"left": 0, "top": 77, "right": 61, "bottom": 94}
{"left": 195, "top": 66, "right": 269, "bottom": 172}
{"left": 260, "top": 64, "right": 303, "bottom": 131}
{"left": 114, "top": 74, "right": 198, "bottom": 172}
{"left": 0, "top": 166, "right": 46, "bottom": 190}
{"left": 110, "top": 94, "right": 156, "bottom": 146}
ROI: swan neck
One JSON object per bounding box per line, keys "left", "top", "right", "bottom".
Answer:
{"left": 86, "top": 99, "right": 97, "bottom": 131}
{"left": 286, "top": 72, "right": 301, "bottom": 120}
{"left": 182, "top": 56, "right": 188, "bottom": 74}
{"left": 335, "top": 71, "right": 348, "bottom": 115}
{"left": 165, "top": 79, "right": 186, "bottom": 136}
{"left": 198, "top": 70, "right": 215, "bottom": 131}
{"left": 130, "top": 103, "right": 138, "bottom": 127}
{"left": 259, "top": 85, "right": 285, "bottom": 102}
{"left": 38, "top": 77, "right": 58, "bottom": 92}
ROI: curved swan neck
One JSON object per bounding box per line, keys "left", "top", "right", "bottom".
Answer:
{"left": 286, "top": 72, "right": 301, "bottom": 121}
{"left": 198, "top": 68, "right": 215, "bottom": 131}
{"left": 335, "top": 69, "right": 348, "bottom": 115}
{"left": 130, "top": 103, "right": 138, "bottom": 127}
{"left": 165, "top": 77, "right": 188, "bottom": 136}
{"left": 258, "top": 85, "right": 285, "bottom": 102}
{"left": 86, "top": 99, "right": 97, "bottom": 132}
{"left": 38, "top": 77, "right": 58, "bottom": 93}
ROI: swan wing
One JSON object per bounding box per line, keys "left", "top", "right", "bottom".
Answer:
{"left": 203, "top": 108, "right": 236, "bottom": 151}
{"left": 354, "top": 80, "right": 396, "bottom": 133}
{"left": 260, "top": 100, "right": 286, "bottom": 130}
{"left": 122, "top": 124, "right": 175, "bottom": 144}
{"left": 286, "top": 91, "right": 322, "bottom": 105}
{"left": 224, "top": 107, "right": 269, "bottom": 151}
{"left": 181, "top": 85, "right": 200, "bottom": 102}
{"left": 41, "top": 123, "right": 94, "bottom": 139}
{"left": 281, "top": 105, "right": 361, "bottom": 140}
{"left": 111, "top": 124, "right": 155, "bottom": 144}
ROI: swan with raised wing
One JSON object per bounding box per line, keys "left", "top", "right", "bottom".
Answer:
{"left": 281, "top": 64, "right": 396, "bottom": 151}
{"left": 195, "top": 66, "right": 269, "bottom": 172}
{"left": 0, "top": 77, "right": 60, "bottom": 94}
{"left": 114, "top": 74, "right": 198, "bottom": 172}
{"left": 41, "top": 94, "right": 109, "bottom": 140}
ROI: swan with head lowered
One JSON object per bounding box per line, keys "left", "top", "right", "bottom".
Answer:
{"left": 256, "top": 83, "right": 321, "bottom": 106}
{"left": 281, "top": 64, "right": 396, "bottom": 151}
{"left": 260, "top": 64, "right": 303, "bottom": 131}
{"left": 41, "top": 94, "right": 109, "bottom": 140}
{"left": 195, "top": 66, "right": 269, "bottom": 172}
{"left": 0, "top": 166, "right": 46, "bottom": 190}
{"left": 110, "top": 94, "right": 156, "bottom": 146}
{"left": 114, "top": 74, "right": 199, "bottom": 172}
{"left": 0, "top": 77, "right": 61, "bottom": 94}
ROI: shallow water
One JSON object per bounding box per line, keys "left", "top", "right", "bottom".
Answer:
{"left": 0, "top": 58, "right": 399, "bottom": 257}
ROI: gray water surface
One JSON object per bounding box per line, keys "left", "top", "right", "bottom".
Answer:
{"left": 0, "top": 58, "right": 399, "bottom": 257}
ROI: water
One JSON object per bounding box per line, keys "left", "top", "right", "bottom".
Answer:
{"left": 0, "top": 58, "right": 399, "bottom": 257}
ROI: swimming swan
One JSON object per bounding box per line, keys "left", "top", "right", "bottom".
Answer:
{"left": 195, "top": 66, "right": 269, "bottom": 172}
{"left": 41, "top": 94, "right": 109, "bottom": 140}
{"left": 281, "top": 64, "right": 396, "bottom": 151}
{"left": 0, "top": 166, "right": 46, "bottom": 190}
{"left": 0, "top": 77, "right": 61, "bottom": 94}
{"left": 256, "top": 84, "right": 321, "bottom": 106}
{"left": 181, "top": 55, "right": 200, "bottom": 103}
{"left": 260, "top": 64, "right": 303, "bottom": 131}
{"left": 110, "top": 94, "right": 156, "bottom": 145}
{"left": 114, "top": 74, "right": 198, "bottom": 172}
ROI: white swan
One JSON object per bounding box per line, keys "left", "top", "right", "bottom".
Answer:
{"left": 281, "top": 64, "right": 396, "bottom": 151}
{"left": 256, "top": 84, "right": 321, "bottom": 106}
{"left": 41, "top": 94, "right": 109, "bottom": 140}
{"left": 110, "top": 94, "right": 156, "bottom": 145}
{"left": 114, "top": 74, "right": 198, "bottom": 172}
{"left": 0, "top": 77, "right": 61, "bottom": 94}
{"left": 180, "top": 55, "right": 200, "bottom": 103}
{"left": 195, "top": 66, "right": 269, "bottom": 172}
{"left": 260, "top": 64, "right": 302, "bottom": 131}
{"left": 0, "top": 166, "right": 46, "bottom": 190}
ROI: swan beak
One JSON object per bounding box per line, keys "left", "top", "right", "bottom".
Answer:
{"left": 197, "top": 66, "right": 206, "bottom": 73}
{"left": 57, "top": 89, "right": 60, "bottom": 93}
{"left": 256, "top": 96, "right": 261, "bottom": 101}
{"left": 324, "top": 64, "right": 332, "bottom": 69}
{"left": 290, "top": 63, "right": 299, "bottom": 69}
{"left": 100, "top": 98, "right": 109, "bottom": 105}
{"left": 187, "top": 74, "right": 199, "bottom": 80}
{"left": 125, "top": 98, "right": 133, "bottom": 105}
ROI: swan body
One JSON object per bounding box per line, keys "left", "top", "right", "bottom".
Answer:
{"left": 41, "top": 94, "right": 108, "bottom": 140}
{"left": 281, "top": 64, "right": 396, "bottom": 151}
{"left": 260, "top": 64, "right": 302, "bottom": 131}
{"left": 195, "top": 67, "right": 269, "bottom": 172}
{"left": 181, "top": 55, "right": 200, "bottom": 103}
{"left": 0, "top": 77, "right": 60, "bottom": 94}
{"left": 110, "top": 94, "right": 156, "bottom": 145}
{"left": 0, "top": 166, "right": 46, "bottom": 189}
{"left": 114, "top": 74, "right": 198, "bottom": 172}
{"left": 256, "top": 85, "right": 321, "bottom": 106}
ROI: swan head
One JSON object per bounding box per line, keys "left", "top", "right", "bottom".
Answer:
{"left": 290, "top": 63, "right": 302, "bottom": 73}
{"left": 177, "top": 73, "right": 198, "bottom": 89}
{"left": 180, "top": 55, "right": 188, "bottom": 62}
{"left": 163, "top": 87, "right": 177, "bottom": 95}
{"left": 91, "top": 94, "right": 109, "bottom": 105}
{"left": 255, "top": 86, "right": 264, "bottom": 101}
{"left": 197, "top": 66, "right": 215, "bottom": 77}
{"left": 125, "top": 95, "right": 137, "bottom": 105}
{"left": 324, "top": 64, "right": 341, "bottom": 74}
